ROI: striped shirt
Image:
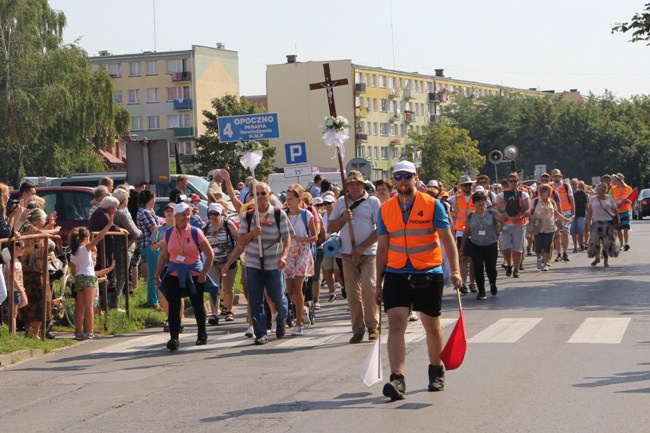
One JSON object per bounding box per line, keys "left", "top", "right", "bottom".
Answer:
{"left": 137, "top": 207, "right": 158, "bottom": 249}
{"left": 239, "top": 208, "right": 293, "bottom": 270}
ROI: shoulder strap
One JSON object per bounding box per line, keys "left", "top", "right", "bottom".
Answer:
{"left": 300, "top": 209, "right": 310, "bottom": 236}
{"left": 274, "top": 209, "right": 282, "bottom": 231}
{"left": 190, "top": 226, "right": 200, "bottom": 247}
{"left": 245, "top": 210, "right": 254, "bottom": 231}
{"left": 164, "top": 227, "right": 173, "bottom": 243}
{"left": 349, "top": 197, "right": 366, "bottom": 211}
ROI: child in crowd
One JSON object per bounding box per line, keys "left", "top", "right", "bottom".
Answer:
{"left": 3, "top": 241, "right": 29, "bottom": 332}
{"left": 68, "top": 216, "right": 115, "bottom": 340}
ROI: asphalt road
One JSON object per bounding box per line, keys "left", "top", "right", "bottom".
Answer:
{"left": 1, "top": 221, "right": 649, "bottom": 433}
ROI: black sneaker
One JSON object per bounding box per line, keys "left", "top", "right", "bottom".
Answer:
{"left": 476, "top": 292, "right": 486, "bottom": 301}
{"left": 519, "top": 264, "right": 524, "bottom": 271}
{"left": 208, "top": 315, "right": 219, "bottom": 325}
{"left": 554, "top": 254, "right": 562, "bottom": 262}
{"left": 166, "top": 338, "right": 179, "bottom": 351}
{"left": 163, "top": 320, "right": 170, "bottom": 332}
{"left": 196, "top": 332, "right": 208, "bottom": 346}
{"left": 382, "top": 373, "right": 406, "bottom": 401}
{"left": 513, "top": 269, "right": 520, "bottom": 278}
{"left": 428, "top": 364, "right": 445, "bottom": 392}
{"left": 490, "top": 284, "right": 498, "bottom": 296}
{"left": 276, "top": 325, "right": 285, "bottom": 339}
{"left": 254, "top": 335, "right": 268, "bottom": 345}
{"left": 562, "top": 252, "right": 570, "bottom": 262}
{"left": 505, "top": 266, "right": 513, "bottom": 277}
{"left": 624, "top": 244, "right": 630, "bottom": 251}
{"left": 328, "top": 293, "right": 337, "bottom": 302}
{"left": 459, "top": 284, "right": 469, "bottom": 295}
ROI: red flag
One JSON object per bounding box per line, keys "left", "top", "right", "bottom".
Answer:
{"left": 440, "top": 290, "right": 467, "bottom": 371}
{"left": 627, "top": 187, "right": 638, "bottom": 205}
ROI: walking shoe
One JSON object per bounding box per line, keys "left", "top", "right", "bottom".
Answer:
{"left": 490, "top": 284, "right": 498, "bottom": 296}
{"left": 459, "top": 284, "right": 469, "bottom": 294}
{"left": 501, "top": 263, "right": 508, "bottom": 269}
{"left": 244, "top": 326, "right": 254, "bottom": 338}
{"left": 408, "top": 311, "right": 419, "bottom": 321}
{"left": 580, "top": 244, "right": 586, "bottom": 251}
{"left": 196, "top": 332, "right": 208, "bottom": 346}
{"left": 276, "top": 325, "right": 286, "bottom": 339}
{"left": 526, "top": 249, "right": 533, "bottom": 256}
{"left": 476, "top": 292, "right": 486, "bottom": 300}
{"left": 624, "top": 243, "right": 630, "bottom": 251}
{"left": 349, "top": 332, "right": 364, "bottom": 344}
{"left": 562, "top": 252, "right": 570, "bottom": 262}
{"left": 382, "top": 373, "right": 406, "bottom": 401}
{"left": 270, "top": 312, "right": 278, "bottom": 334}
{"left": 166, "top": 338, "right": 179, "bottom": 351}
{"left": 302, "top": 307, "right": 310, "bottom": 327}
{"left": 328, "top": 293, "right": 337, "bottom": 302}
{"left": 179, "top": 324, "right": 184, "bottom": 334}
{"left": 542, "top": 263, "right": 549, "bottom": 271}
{"left": 536, "top": 258, "right": 543, "bottom": 269}
{"left": 208, "top": 315, "right": 219, "bottom": 325}
{"left": 254, "top": 335, "right": 268, "bottom": 345}
{"left": 513, "top": 269, "right": 520, "bottom": 278}
{"left": 519, "top": 264, "right": 524, "bottom": 271}
{"left": 428, "top": 364, "right": 445, "bottom": 392}
{"left": 572, "top": 247, "right": 578, "bottom": 253}
{"left": 469, "top": 283, "right": 477, "bottom": 293}
{"left": 505, "top": 266, "right": 513, "bottom": 277}
{"left": 292, "top": 325, "right": 303, "bottom": 336}
{"left": 163, "top": 320, "right": 170, "bottom": 332}
{"left": 341, "top": 288, "right": 347, "bottom": 299}
{"left": 554, "top": 254, "right": 562, "bottom": 262}
{"left": 368, "top": 328, "right": 379, "bottom": 341}
{"left": 314, "top": 301, "right": 321, "bottom": 310}
{"left": 74, "top": 333, "right": 87, "bottom": 341}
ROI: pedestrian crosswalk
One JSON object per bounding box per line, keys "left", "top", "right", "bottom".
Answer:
{"left": 88, "top": 316, "right": 639, "bottom": 356}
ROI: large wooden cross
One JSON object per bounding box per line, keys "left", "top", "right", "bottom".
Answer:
{"left": 308, "top": 63, "right": 357, "bottom": 248}
{"left": 309, "top": 63, "right": 348, "bottom": 117}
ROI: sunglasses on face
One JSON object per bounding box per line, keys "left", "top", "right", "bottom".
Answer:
{"left": 208, "top": 212, "right": 220, "bottom": 217}
{"left": 393, "top": 173, "right": 414, "bottom": 181}
{"left": 508, "top": 180, "right": 518, "bottom": 184}
{"left": 256, "top": 191, "right": 267, "bottom": 196}
{"left": 461, "top": 183, "right": 472, "bottom": 187}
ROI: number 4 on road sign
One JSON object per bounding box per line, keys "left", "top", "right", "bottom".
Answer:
{"left": 221, "top": 122, "right": 233, "bottom": 139}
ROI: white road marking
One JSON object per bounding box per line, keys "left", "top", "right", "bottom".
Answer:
{"left": 567, "top": 318, "right": 631, "bottom": 344}
{"left": 468, "top": 318, "right": 543, "bottom": 343}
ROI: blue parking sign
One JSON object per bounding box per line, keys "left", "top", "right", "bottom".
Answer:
{"left": 285, "top": 142, "right": 307, "bottom": 164}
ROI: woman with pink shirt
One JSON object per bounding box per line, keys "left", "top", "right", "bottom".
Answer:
{"left": 154, "top": 202, "right": 217, "bottom": 351}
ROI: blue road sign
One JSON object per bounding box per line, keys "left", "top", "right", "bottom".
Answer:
{"left": 217, "top": 113, "right": 280, "bottom": 143}
{"left": 285, "top": 142, "right": 307, "bottom": 164}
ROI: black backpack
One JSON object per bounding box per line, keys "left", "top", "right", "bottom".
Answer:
{"left": 503, "top": 190, "right": 523, "bottom": 217}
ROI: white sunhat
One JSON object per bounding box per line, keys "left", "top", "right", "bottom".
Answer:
{"left": 173, "top": 202, "right": 190, "bottom": 216}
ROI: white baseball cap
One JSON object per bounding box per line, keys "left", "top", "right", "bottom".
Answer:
{"left": 322, "top": 195, "right": 335, "bottom": 203}
{"left": 313, "top": 197, "right": 324, "bottom": 205}
{"left": 173, "top": 202, "right": 190, "bottom": 216}
{"left": 475, "top": 185, "right": 485, "bottom": 193}
{"left": 427, "top": 180, "right": 439, "bottom": 187}
{"left": 208, "top": 203, "right": 224, "bottom": 215}
{"left": 392, "top": 160, "right": 417, "bottom": 174}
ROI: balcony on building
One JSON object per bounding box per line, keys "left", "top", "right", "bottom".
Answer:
{"left": 356, "top": 106, "right": 368, "bottom": 118}
{"left": 428, "top": 91, "right": 442, "bottom": 102}
{"left": 405, "top": 111, "right": 416, "bottom": 122}
{"left": 355, "top": 132, "right": 368, "bottom": 142}
{"left": 388, "top": 87, "right": 400, "bottom": 98}
{"left": 403, "top": 87, "right": 415, "bottom": 100}
{"left": 389, "top": 112, "right": 401, "bottom": 122}
{"left": 173, "top": 127, "right": 194, "bottom": 137}
{"left": 389, "top": 137, "right": 401, "bottom": 146}
{"left": 171, "top": 71, "right": 191, "bottom": 82}
{"left": 173, "top": 99, "right": 193, "bottom": 110}
{"left": 355, "top": 83, "right": 366, "bottom": 93}
{"left": 429, "top": 114, "right": 441, "bottom": 123}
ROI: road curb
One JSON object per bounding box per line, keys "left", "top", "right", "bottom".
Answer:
{"left": 0, "top": 348, "right": 46, "bottom": 367}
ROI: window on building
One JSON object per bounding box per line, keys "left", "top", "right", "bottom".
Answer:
{"left": 114, "top": 90, "right": 122, "bottom": 104}
{"left": 389, "top": 100, "right": 396, "bottom": 113}
{"left": 107, "top": 63, "right": 120, "bottom": 77}
{"left": 401, "top": 124, "right": 407, "bottom": 136}
{"left": 146, "top": 60, "right": 157, "bottom": 75}
{"left": 357, "top": 146, "right": 364, "bottom": 158}
{"left": 166, "top": 58, "right": 186, "bottom": 74}
{"left": 372, "top": 74, "right": 377, "bottom": 87}
{"left": 398, "top": 78, "right": 403, "bottom": 89}
{"left": 426, "top": 82, "right": 432, "bottom": 92}
{"left": 148, "top": 115, "right": 160, "bottom": 130}
{"left": 390, "top": 124, "right": 397, "bottom": 136}
{"left": 379, "top": 75, "right": 386, "bottom": 88}
{"left": 128, "top": 89, "right": 140, "bottom": 104}
{"left": 167, "top": 86, "right": 190, "bottom": 101}
{"left": 355, "top": 72, "right": 362, "bottom": 83}
{"left": 374, "top": 146, "right": 379, "bottom": 160}
{"left": 147, "top": 88, "right": 159, "bottom": 103}
{"left": 373, "top": 122, "right": 378, "bottom": 136}
{"left": 373, "top": 98, "right": 378, "bottom": 111}
{"left": 365, "top": 73, "right": 370, "bottom": 85}
{"left": 380, "top": 123, "right": 388, "bottom": 136}
{"left": 366, "top": 97, "right": 371, "bottom": 110}
{"left": 380, "top": 99, "right": 388, "bottom": 112}
{"left": 389, "top": 76, "right": 396, "bottom": 89}
{"left": 131, "top": 116, "right": 142, "bottom": 131}
{"left": 381, "top": 147, "right": 389, "bottom": 159}
{"left": 393, "top": 148, "right": 400, "bottom": 159}
{"left": 168, "top": 114, "right": 191, "bottom": 128}
{"left": 129, "top": 61, "right": 141, "bottom": 76}
{"left": 355, "top": 96, "right": 362, "bottom": 107}
{"left": 450, "top": 85, "right": 455, "bottom": 93}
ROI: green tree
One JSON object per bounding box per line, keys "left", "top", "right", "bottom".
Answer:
{"left": 406, "top": 122, "right": 484, "bottom": 187}
{"left": 612, "top": 3, "right": 650, "bottom": 44}
{"left": 0, "top": 0, "right": 128, "bottom": 185}
{"left": 192, "top": 94, "right": 276, "bottom": 183}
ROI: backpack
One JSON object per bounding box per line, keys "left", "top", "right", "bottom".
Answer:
{"left": 164, "top": 226, "right": 200, "bottom": 247}
{"left": 202, "top": 220, "right": 236, "bottom": 263}
{"left": 503, "top": 190, "right": 523, "bottom": 217}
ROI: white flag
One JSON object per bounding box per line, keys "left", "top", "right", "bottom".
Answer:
{"left": 359, "top": 336, "right": 383, "bottom": 387}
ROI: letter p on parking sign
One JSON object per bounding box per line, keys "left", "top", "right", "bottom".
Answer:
{"left": 285, "top": 142, "right": 307, "bottom": 164}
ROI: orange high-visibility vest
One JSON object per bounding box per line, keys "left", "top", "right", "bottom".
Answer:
{"left": 552, "top": 182, "right": 572, "bottom": 213}
{"left": 453, "top": 194, "right": 475, "bottom": 232}
{"left": 381, "top": 192, "right": 442, "bottom": 270}
{"left": 609, "top": 185, "right": 632, "bottom": 213}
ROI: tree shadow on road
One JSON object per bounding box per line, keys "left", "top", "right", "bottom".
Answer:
{"left": 573, "top": 362, "right": 650, "bottom": 393}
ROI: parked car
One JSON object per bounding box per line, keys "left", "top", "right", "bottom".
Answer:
{"left": 10, "top": 186, "right": 94, "bottom": 243}
{"left": 632, "top": 188, "right": 650, "bottom": 220}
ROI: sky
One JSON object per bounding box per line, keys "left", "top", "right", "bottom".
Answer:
{"left": 49, "top": 0, "right": 650, "bottom": 99}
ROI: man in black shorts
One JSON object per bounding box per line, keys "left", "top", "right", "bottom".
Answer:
{"left": 375, "top": 160, "right": 462, "bottom": 401}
